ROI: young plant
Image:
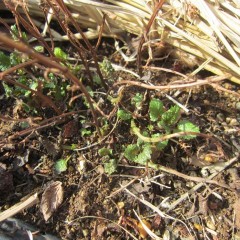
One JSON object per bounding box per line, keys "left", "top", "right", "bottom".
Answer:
{"left": 54, "top": 156, "right": 71, "bottom": 174}
{"left": 98, "top": 147, "right": 117, "bottom": 175}
{"left": 124, "top": 97, "right": 200, "bottom": 165}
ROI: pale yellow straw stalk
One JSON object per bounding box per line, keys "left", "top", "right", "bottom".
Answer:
{"left": 1, "top": 0, "right": 240, "bottom": 84}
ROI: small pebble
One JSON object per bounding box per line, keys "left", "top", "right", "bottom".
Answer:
{"left": 226, "top": 117, "right": 231, "bottom": 124}
{"left": 229, "top": 118, "right": 239, "bottom": 126}
{"left": 216, "top": 113, "right": 225, "bottom": 122}
{"left": 221, "top": 122, "right": 227, "bottom": 126}
{"left": 201, "top": 168, "right": 210, "bottom": 177}
{"left": 235, "top": 102, "right": 240, "bottom": 111}
{"left": 206, "top": 219, "right": 216, "bottom": 231}
{"left": 82, "top": 229, "right": 89, "bottom": 237}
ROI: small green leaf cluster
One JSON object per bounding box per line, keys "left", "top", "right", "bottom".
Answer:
{"left": 124, "top": 133, "right": 168, "bottom": 164}
{"left": 149, "top": 98, "right": 199, "bottom": 139}
{"left": 117, "top": 109, "right": 132, "bottom": 120}
{"left": 99, "top": 57, "right": 115, "bottom": 79}
{"left": 0, "top": 26, "right": 82, "bottom": 111}
{"left": 54, "top": 156, "right": 71, "bottom": 174}
{"left": 122, "top": 96, "right": 200, "bottom": 165}
{"left": 98, "top": 147, "right": 117, "bottom": 175}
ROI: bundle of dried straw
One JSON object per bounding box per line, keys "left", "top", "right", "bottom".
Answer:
{"left": 2, "top": 0, "right": 240, "bottom": 84}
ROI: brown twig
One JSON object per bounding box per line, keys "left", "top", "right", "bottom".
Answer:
{"left": 166, "top": 154, "right": 239, "bottom": 212}
{"left": 95, "top": 14, "right": 106, "bottom": 51}
{"left": 3, "top": 0, "right": 54, "bottom": 55}
{"left": 52, "top": 0, "right": 108, "bottom": 90}
{"left": 137, "top": 0, "right": 165, "bottom": 75}
{"left": 0, "top": 110, "right": 85, "bottom": 147}
{"left": 0, "top": 193, "right": 39, "bottom": 222}
{"left": 0, "top": 59, "right": 37, "bottom": 79}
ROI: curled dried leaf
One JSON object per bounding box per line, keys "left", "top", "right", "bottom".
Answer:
{"left": 40, "top": 181, "right": 63, "bottom": 221}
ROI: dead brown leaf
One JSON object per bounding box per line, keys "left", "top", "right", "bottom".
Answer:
{"left": 151, "top": 214, "right": 163, "bottom": 230}
{"left": 40, "top": 181, "right": 64, "bottom": 221}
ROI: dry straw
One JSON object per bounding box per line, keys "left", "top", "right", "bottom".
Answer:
{"left": 2, "top": 0, "right": 240, "bottom": 84}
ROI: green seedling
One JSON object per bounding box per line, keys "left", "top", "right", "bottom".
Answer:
{"left": 99, "top": 57, "right": 115, "bottom": 78}
{"left": 54, "top": 156, "right": 71, "bottom": 174}
{"left": 54, "top": 47, "right": 68, "bottom": 60}
{"left": 98, "top": 147, "right": 112, "bottom": 157}
{"left": 124, "top": 97, "right": 200, "bottom": 165}
{"left": 104, "top": 159, "right": 117, "bottom": 175}
{"left": 131, "top": 93, "right": 143, "bottom": 110}
{"left": 98, "top": 147, "right": 117, "bottom": 175}
{"left": 10, "top": 25, "right": 27, "bottom": 41}
{"left": 149, "top": 98, "right": 164, "bottom": 122}
{"left": 117, "top": 109, "right": 132, "bottom": 121}
{"left": 0, "top": 51, "right": 11, "bottom": 71}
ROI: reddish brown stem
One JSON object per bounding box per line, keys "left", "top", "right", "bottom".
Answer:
{"left": 53, "top": 0, "right": 108, "bottom": 90}
{"left": 137, "top": 0, "right": 165, "bottom": 75}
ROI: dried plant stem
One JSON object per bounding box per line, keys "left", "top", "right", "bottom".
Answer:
{"left": 50, "top": 0, "right": 108, "bottom": 90}
{"left": 0, "top": 193, "right": 39, "bottom": 222}
{"left": 131, "top": 120, "right": 210, "bottom": 143}
{"left": 137, "top": 0, "right": 165, "bottom": 74}
{"left": 2, "top": 0, "right": 240, "bottom": 83}
{"left": 114, "top": 74, "right": 231, "bottom": 90}
{"left": 0, "top": 110, "right": 85, "bottom": 147}
{"left": 166, "top": 154, "right": 239, "bottom": 212}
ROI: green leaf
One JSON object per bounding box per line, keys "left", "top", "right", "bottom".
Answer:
{"left": 177, "top": 120, "right": 200, "bottom": 139}
{"left": 117, "top": 109, "right": 132, "bottom": 120}
{"left": 151, "top": 133, "right": 169, "bottom": 150}
{"left": 29, "top": 81, "right": 38, "bottom": 91}
{"left": 54, "top": 156, "right": 71, "bottom": 174}
{"left": 104, "top": 159, "right": 117, "bottom": 175}
{"left": 98, "top": 148, "right": 112, "bottom": 157}
{"left": 19, "top": 122, "right": 30, "bottom": 129}
{"left": 34, "top": 46, "right": 44, "bottom": 52}
{"left": 131, "top": 93, "right": 143, "bottom": 109}
{"left": 70, "top": 144, "right": 77, "bottom": 150}
{"left": 149, "top": 98, "right": 164, "bottom": 122}
{"left": 93, "top": 75, "right": 102, "bottom": 85}
{"left": 10, "top": 52, "right": 21, "bottom": 66}
{"left": 134, "top": 144, "right": 152, "bottom": 165}
{"left": 10, "top": 25, "right": 19, "bottom": 40}
{"left": 22, "top": 103, "right": 32, "bottom": 113}
{"left": 0, "top": 51, "right": 11, "bottom": 71}
{"left": 124, "top": 143, "right": 152, "bottom": 165}
{"left": 10, "top": 25, "right": 27, "bottom": 41}
{"left": 54, "top": 47, "right": 67, "bottom": 60}
{"left": 81, "top": 128, "right": 92, "bottom": 137}
{"left": 99, "top": 57, "right": 114, "bottom": 77}
{"left": 159, "top": 105, "right": 180, "bottom": 127}
{"left": 124, "top": 144, "right": 140, "bottom": 161}
{"left": 2, "top": 83, "right": 12, "bottom": 97}
{"left": 54, "top": 159, "right": 68, "bottom": 173}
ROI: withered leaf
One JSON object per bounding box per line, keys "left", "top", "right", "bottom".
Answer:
{"left": 40, "top": 181, "right": 63, "bottom": 221}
